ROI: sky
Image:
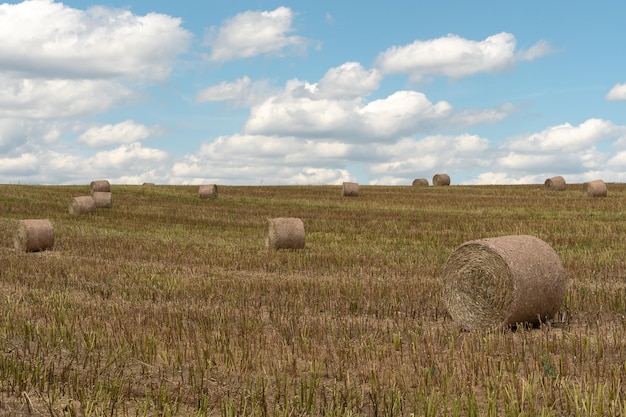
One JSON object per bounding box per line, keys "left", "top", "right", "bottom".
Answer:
{"left": 1, "top": 0, "right": 626, "bottom": 186}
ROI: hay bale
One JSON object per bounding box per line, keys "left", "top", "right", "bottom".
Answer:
{"left": 412, "top": 178, "right": 429, "bottom": 186}
{"left": 442, "top": 235, "right": 566, "bottom": 331}
{"left": 265, "top": 218, "right": 305, "bottom": 250}
{"left": 199, "top": 184, "right": 218, "bottom": 199}
{"left": 342, "top": 182, "right": 359, "bottom": 197}
{"left": 90, "top": 180, "right": 110, "bottom": 193}
{"left": 13, "top": 219, "right": 54, "bottom": 252}
{"left": 69, "top": 196, "right": 96, "bottom": 215}
{"left": 432, "top": 173, "right": 450, "bottom": 186}
{"left": 92, "top": 191, "right": 112, "bottom": 208}
{"left": 582, "top": 179, "right": 607, "bottom": 198}
{"left": 143, "top": 182, "right": 155, "bottom": 186}
{"left": 544, "top": 176, "right": 566, "bottom": 191}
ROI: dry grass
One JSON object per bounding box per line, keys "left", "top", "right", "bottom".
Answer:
{"left": 0, "top": 183, "right": 626, "bottom": 416}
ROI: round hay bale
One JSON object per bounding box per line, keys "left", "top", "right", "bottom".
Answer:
{"left": 143, "top": 182, "right": 156, "bottom": 186}
{"left": 92, "top": 191, "right": 112, "bottom": 208}
{"left": 442, "top": 235, "right": 566, "bottom": 331}
{"left": 90, "top": 180, "right": 110, "bottom": 193}
{"left": 265, "top": 218, "right": 305, "bottom": 250}
{"left": 582, "top": 179, "right": 607, "bottom": 198}
{"left": 432, "top": 173, "right": 450, "bottom": 186}
{"left": 13, "top": 219, "right": 54, "bottom": 252}
{"left": 342, "top": 182, "right": 359, "bottom": 197}
{"left": 412, "top": 178, "right": 429, "bottom": 186}
{"left": 544, "top": 176, "right": 566, "bottom": 191}
{"left": 69, "top": 196, "right": 96, "bottom": 215}
{"left": 199, "top": 184, "right": 218, "bottom": 199}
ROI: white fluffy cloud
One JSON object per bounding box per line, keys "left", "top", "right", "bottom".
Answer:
{"left": 606, "top": 83, "right": 626, "bottom": 101}
{"left": 78, "top": 120, "right": 164, "bottom": 147}
{"left": 0, "top": 0, "right": 191, "bottom": 81}
{"left": 206, "top": 6, "right": 309, "bottom": 62}
{"left": 375, "top": 32, "right": 552, "bottom": 81}
{"left": 195, "top": 76, "right": 274, "bottom": 107}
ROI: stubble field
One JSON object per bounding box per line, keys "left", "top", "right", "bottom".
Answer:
{"left": 0, "top": 183, "right": 625, "bottom": 416}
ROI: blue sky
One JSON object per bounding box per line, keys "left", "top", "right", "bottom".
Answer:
{"left": 1, "top": 0, "right": 626, "bottom": 185}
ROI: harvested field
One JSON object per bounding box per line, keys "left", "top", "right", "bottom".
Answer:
{"left": 0, "top": 183, "right": 625, "bottom": 416}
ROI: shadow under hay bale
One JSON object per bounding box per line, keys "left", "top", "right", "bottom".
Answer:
{"left": 92, "top": 191, "right": 112, "bottom": 208}
{"left": 442, "top": 235, "right": 566, "bottom": 331}
{"left": 14, "top": 219, "right": 54, "bottom": 252}
{"left": 265, "top": 218, "right": 305, "bottom": 250}
{"left": 69, "top": 196, "right": 96, "bottom": 215}
{"left": 544, "top": 176, "right": 566, "bottom": 191}
{"left": 199, "top": 184, "right": 218, "bottom": 199}
{"left": 412, "top": 178, "right": 429, "bottom": 186}
{"left": 432, "top": 173, "right": 450, "bottom": 186}
{"left": 342, "top": 182, "right": 359, "bottom": 197}
{"left": 90, "top": 180, "right": 110, "bottom": 193}
{"left": 582, "top": 179, "right": 607, "bottom": 198}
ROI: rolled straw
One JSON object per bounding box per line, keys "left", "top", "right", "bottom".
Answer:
{"left": 14, "top": 219, "right": 54, "bottom": 252}
{"left": 90, "top": 180, "right": 110, "bottom": 193}
{"left": 265, "top": 218, "right": 306, "bottom": 250}
{"left": 544, "top": 176, "right": 566, "bottom": 191}
{"left": 412, "top": 178, "right": 429, "bottom": 186}
{"left": 199, "top": 184, "right": 218, "bottom": 199}
{"left": 69, "top": 196, "right": 96, "bottom": 215}
{"left": 143, "top": 182, "right": 156, "bottom": 186}
{"left": 342, "top": 182, "right": 359, "bottom": 197}
{"left": 92, "top": 191, "right": 112, "bottom": 208}
{"left": 432, "top": 173, "right": 451, "bottom": 186}
{"left": 582, "top": 179, "right": 607, "bottom": 198}
{"left": 442, "top": 235, "right": 566, "bottom": 331}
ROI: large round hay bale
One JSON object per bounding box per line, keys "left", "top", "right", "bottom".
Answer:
{"left": 432, "top": 173, "right": 450, "bottom": 186}
{"left": 92, "top": 191, "right": 112, "bottom": 208}
{"left": 199, "top": 184, "right": 218, "bottom": 199}
{"left": 442, "top": 235, "right": 566, "bottom": 331}
{"left": 13, "top": 219, "right": 54, "bottom": 252}
{"left": 582, "top": 179, "right": 607, "bottom": 198}
{"left": 90, "top": 180, "right": 110, "bottom": 193}
{"left": 342, "top": 182, "right": 359, "bottom": 197}
{"left": 412, "top": 178, "right": 429, "bottom": 186}
{"left": 544, "top": 176, "right": 566, "bottom": 191}
{"left": 69, "top": 196, "right": 96, "bottom": 215}
{"left": 265, "top": 218, "right": 306, "bottom": 250}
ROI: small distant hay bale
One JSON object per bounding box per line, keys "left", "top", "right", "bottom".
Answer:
{"left": 412, "top": 178, "right": 429, "bottom": 186}
{"left": 265, "top": 218, "right": 306, "bottom": 250}
{"left": 90, "top": 180, "right": 110, "bottom": 193}
{"left": 432, "top": 173, "right": 451, "bottom": 186}
{"left": 143, "top": 182, "right": 156, "bottom": 186}
{"left": 582, "top": 179, "right": 607, "bottom": 198}
{"left": 544, "top": 176, "right": 566, "bottom": 191}
{"left": 442, "top": 235, "right": 566, "bottom": 331}
{"left": 92, "top": 191, "right": 112, "bottom": 208}
{"left": 342, "top": 182, "right": 359, "bottom": 197}
{"left": 199, "top": 184, "right": 218, "bottom": 199}
{"left": 69, "top": 196, "right": 96, "bottom": 215}
{"left": 14, "top": 219, "right": 54, "bottom": 252}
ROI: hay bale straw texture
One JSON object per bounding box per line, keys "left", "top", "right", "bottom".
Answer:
{"left": 433, "top": 173, "right": 451, "bottom": 186}
{"left": 92, "top": 191, "right": 112, "bottom": 208}
{"left": 198, "top": 184, "right": 218, "bottom": 199}
{"left": 14, "top": 219, "right": 54, "bottom": 252}
{"left": 442, "top": 235, "right": 566, "bottom": 331}
{"left": 69, "top": 196, "right": 96, "bottom": 215}
{"left": 412, "top": 178, "right": 429, "bottom": 186}
{"left": 342, "top": 182, "right": 359, "bottom": 197}
{"left": 582, "top": 179, "right": 607, "bottom": 198}
{"left": 544, "top": 176, "right": 566, "bottom": 191}
{"left": 90, "top": 180, "right": 110, "bottom": 193}
{"left": 265, "top": 218, "right": 306, "bottom": 250}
